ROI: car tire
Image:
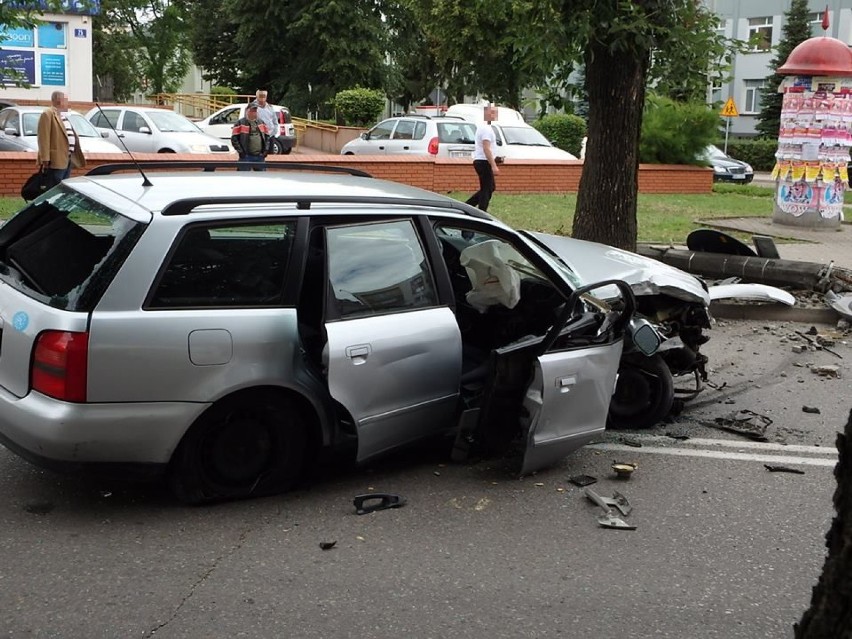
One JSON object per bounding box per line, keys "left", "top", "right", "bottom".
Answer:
{"left": 158, "top": 148, "right": 176, "bottom": 153}
{"left": 268, "top": 138, "right": 283, "bottom": 155}
{"left": 169, "top": 390, "right": 307, "bottom": 504}
{"left": 607, "top": 354, "right": 674, "bottom": 430}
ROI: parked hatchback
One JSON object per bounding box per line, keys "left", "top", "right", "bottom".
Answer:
{"left": 196, "top": 102, "right": 296, "bottom": 154}
{"left": 0, "top": 106, "right": 123, "bottom": 154}
{"left": 0, "top": 161, "right": 665, "bottom": 504}
{"left": 86, "top": 106, "right": 234, "bottom": 155}
{"left": 341, "top": 115, "right": 476, "bottom": 158}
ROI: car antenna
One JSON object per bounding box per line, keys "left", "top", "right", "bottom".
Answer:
{"left": 93, "top": 102, "right": 153, "bottom": 187}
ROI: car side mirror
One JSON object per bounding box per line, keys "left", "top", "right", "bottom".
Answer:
{"left": 139, "top": 126, "right": 151, "bottom": 134}
{"left": 627, "top": 317, "right": 663, "bottom": 356}
{"left": 495, "top": 139, "right": 503, "bottom": 146}
{"left": 360, "top": 132, "right": 369, "bottom": 140}
{"left": 100, "top": 131, "right": 110, "bottom": 138}
{"left": 4, "top": 127, "right": 17, "bottom": 136}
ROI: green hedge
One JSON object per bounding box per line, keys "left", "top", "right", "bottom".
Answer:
{"left": 720, "top": 139, "right": 777, "bottom": 171}
{"left": 333, "top": 87, "right": 385, "bottom": 127}
{"left": 639, "top": 95, "right": 720, "bottom": 165}
{"left": 532, "top": 114, "right": 586, "bottom": 157}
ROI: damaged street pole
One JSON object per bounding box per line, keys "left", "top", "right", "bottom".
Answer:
{"left": 636, "top": 246, "right": 850, "bottom": 293}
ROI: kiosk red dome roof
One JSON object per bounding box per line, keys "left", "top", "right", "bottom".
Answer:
{"left": 778, "top": 37, "right": 852, "bottom": 76}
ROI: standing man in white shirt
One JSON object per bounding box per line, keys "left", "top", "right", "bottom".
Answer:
{"left": 254, "top": 89, "right": 279, "bottom": 154}
{"left": 465, "top": 104, "right": 500, "bottom": 211}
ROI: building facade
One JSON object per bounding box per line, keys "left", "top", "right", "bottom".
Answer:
{"left": 0, "top": 1, "right": 99, "bottom": 103}
{"left": 707, "top": 0, "right": 852, "bottom": 137}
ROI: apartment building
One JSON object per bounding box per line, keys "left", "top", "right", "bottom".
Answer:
{"left": 707, "top": 0, "right": 852, "bottom": 136}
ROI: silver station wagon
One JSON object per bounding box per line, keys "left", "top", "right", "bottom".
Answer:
{"left": 0, "top": 162, "right": 663, "bottom": 503}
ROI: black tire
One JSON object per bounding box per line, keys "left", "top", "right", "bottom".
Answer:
{"left": 607, "top": 354, "right": 674, "bottom": 430}
{"left": 268, "top": 138, "right": 283, "bottom": 155}
{"left": 169, "top": 391, "right": 307, "bottom": 504}
{"left": 158, "top": 148, "right": 176, "bottom": 153}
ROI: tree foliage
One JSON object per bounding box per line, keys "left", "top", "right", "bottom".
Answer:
{"left": 639, "top": 94, "right": 720, "bottom": 165}
{"left": 185, "top": 0, "right": 243, "bottom": 91}
{"left": 93, "top": 0, "right": 192, "bottom": 99}
{"left": 755, "top": 0, "right": 813, "bottom": 138}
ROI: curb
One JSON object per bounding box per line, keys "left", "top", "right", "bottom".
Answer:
{"left": 710, "top": 301, "right": 840, "bottom": 325}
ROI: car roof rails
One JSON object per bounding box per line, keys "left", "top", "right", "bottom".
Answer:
{"left": 85, "top": 161, "right": 374, "bottom": 179}
{"left": 402, "top": 113, "right": 432, "bottom": 119}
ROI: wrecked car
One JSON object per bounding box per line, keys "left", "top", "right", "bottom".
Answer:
{"left": 0, "top": 161, "right": 659, "bottom": 504}
{"left": 530, "top": 234, "right": 712, "bottom": 428}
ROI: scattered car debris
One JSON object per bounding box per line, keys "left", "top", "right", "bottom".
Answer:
{"left": 612, "top": 462, "right": 638, "bottom": 479}
{"left": 593, "top": 491, "right": 633, "bottom": 516}
{"left": 811, "top": 364, "right": 841, "bottom": 378}
{"left": 708, "top": 283, "right": 796, "bottom": 306}
{"left": 569, "top": 474, "right": 598, "bottom": 487}
{"left": 802, "top": 406, "right": 822, "bottom": 414}
{"left": 708, "top": 409, "right": 772, "bottom": 441}
{"left": 826, "top": 291, "right": 852, "bottom": 320}
{"left": 764, "top": 464, "right": 805, "bottom": 475}
{"left": 584, "top": 488, "right": 636, "bottom": 530}
{"left": 796, "top": 330, "right": 843, "bottom": 359}
{"left": 353, "top": 493, "right": 406, "bottom": 515}
{"left": 319, "top": 541, "right": 337, "bottom": 550}
{"left": 666, "top": 432, "right": 691, "bottom": 440}
{"left": 620, "top": 437, "right": 643, "bottom": 448}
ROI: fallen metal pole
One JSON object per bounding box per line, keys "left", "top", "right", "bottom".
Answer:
{"left": 637, "top": 246, "right": 836, "bottom": 291}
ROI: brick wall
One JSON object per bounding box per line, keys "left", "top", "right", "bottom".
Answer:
{"left": 0, "top": 153, "right": 713, "bottom": 198}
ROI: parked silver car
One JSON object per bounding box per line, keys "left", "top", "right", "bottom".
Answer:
{"left": 0, "top": 161, "right": 665, "bottom": 503}
{"left": 341, "top": 115, "right": 477, "bottom": 158}
{"left": 0, "top": 106, "right": 123, "bottom": 154}
{"left": 85, "top": 106, "right": 234, "bottom": 155}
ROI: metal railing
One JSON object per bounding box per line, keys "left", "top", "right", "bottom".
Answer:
{"left": 151, "top": 93, "right": 255, "bottom": 119}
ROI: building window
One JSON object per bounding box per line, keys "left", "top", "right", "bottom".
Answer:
{"left": 744, "top": 79, "right": 766, "bottom": 113}
{"left": 709, "top": 81, "right": 723, "bottom": 106}
{"left": 715, "top": 18, "right": 727, "bottom": 39}
{"left": 809, "top": 12, "right": 827, "bottom": 37}
{"left": 748, "top": 17, "right": 773, "bottom": 51}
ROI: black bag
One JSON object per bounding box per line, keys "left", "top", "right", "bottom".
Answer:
{"left": 21, "top": 168, "right": 49, "bottom": 201}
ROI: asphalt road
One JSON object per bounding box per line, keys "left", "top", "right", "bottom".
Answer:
{"left": 0, "top": 318, "right": 848, "bottom": 639}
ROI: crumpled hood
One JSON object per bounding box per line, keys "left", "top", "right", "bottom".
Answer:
{"left": 530, "top": 232, "right": 710, "bottom": 305}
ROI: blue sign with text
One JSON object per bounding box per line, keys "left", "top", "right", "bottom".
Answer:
{"left": 0, "top": 26, "right": 34, "bottom": 48}
{"left": 0, "top": 50, "right": 36, "bottom": 84}
{"left": 40, "top": 53, "right": 65, "bottom": 86}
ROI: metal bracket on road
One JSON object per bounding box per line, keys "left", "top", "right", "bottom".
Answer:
{"left": 353, "top": 493, "right": 406, "bottom": 515}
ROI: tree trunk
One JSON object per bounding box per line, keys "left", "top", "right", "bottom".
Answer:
{"left": 795, "top": 408, "right": 852, "bottom": 638}
{"left": 572, "top": 40, "right": 649, "bottom": 252}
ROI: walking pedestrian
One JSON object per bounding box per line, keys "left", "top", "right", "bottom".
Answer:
{"left": 231, "top": 101, "right": 270, "bottom": 171}
{"left": 37, "top": 90, "right": 85, "bottom": 188}
{"left": 254, "top": 90, "right": 279, "bottom": 154}
{"left": 465, "top": 104, "right": 500, "bottom": 211}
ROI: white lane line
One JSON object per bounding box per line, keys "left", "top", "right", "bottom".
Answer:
{"left": 586, "top": 443, "right": 837, "bottom": 467}
{"left": 609, "top": 436, "right": 836, "bottom": 456}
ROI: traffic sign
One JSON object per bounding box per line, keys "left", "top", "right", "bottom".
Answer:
{"left": 720, "top": 97, "right": 739, "bottom": 117}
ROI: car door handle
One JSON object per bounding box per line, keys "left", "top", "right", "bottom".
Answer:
{"left": 403, "top": 146, "right": 410, "bottom": 150}
{"left": 345, "top": 344, "right": 372, "bottom": 364}
{"left": 556, "top": 375, "right": 577, "bottom": 393}
{"left": 378, "top": 146, "right": 385, "bottom": 150}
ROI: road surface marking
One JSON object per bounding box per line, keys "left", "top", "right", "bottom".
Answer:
{"left": 587, "top": 435, "right": 836, "bottom": 467}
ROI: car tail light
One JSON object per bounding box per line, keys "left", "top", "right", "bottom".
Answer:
{"left": 428, "top": 136, "right": 439, "bottom": 155}
{"left": 31, "top": 330, "right": 88, "bottom": 403}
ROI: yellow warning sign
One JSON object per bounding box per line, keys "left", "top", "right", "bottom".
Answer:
{"left": 720, "top": 97, "right": 739, "bottom": 117}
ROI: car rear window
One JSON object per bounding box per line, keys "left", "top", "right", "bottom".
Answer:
{"left": 437, "top": 122, "right": 475, "bottom": 144}
{"left": 0, "top": 187, "right": 145, "bottom": 312}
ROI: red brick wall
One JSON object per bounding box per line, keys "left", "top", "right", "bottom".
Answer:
{"left": 0, "top": 153, "right": 712, "bottom": 198}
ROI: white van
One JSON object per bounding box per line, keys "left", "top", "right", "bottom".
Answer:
{"left": 445, "top": 104, "right": 578, "bottom": 161}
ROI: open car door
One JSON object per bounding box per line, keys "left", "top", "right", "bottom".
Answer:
{"left": 474, "top": 280, "right": 637, "bottom": 475}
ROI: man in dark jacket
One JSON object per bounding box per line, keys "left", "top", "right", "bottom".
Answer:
{"left": 231, "top": 101, "right": 270, "bottom": 171}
